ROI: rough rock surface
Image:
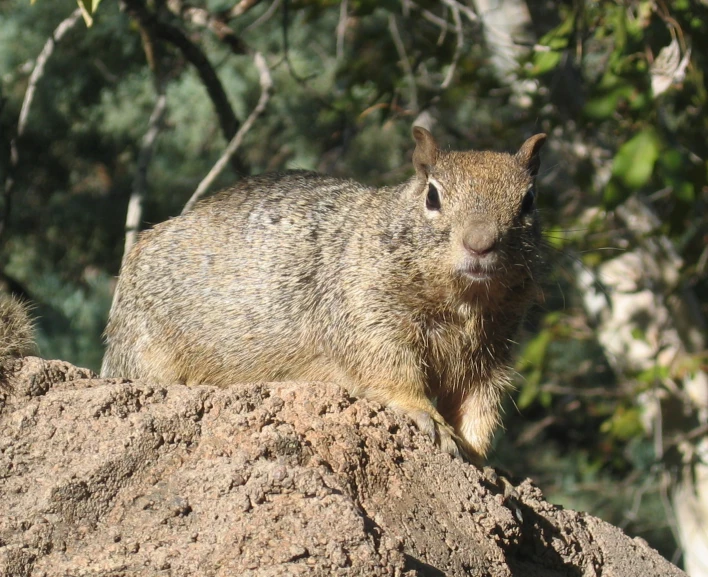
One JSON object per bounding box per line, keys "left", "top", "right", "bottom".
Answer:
{"left": 0, "top": 357, "right": 686, "bottom": 577}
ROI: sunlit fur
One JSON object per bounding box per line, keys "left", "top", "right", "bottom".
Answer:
{"left": 101, "top": 128, "right": 546, "bottom": 463}
{"left": 0, "top": 294, "right": 35, "bottom": 360}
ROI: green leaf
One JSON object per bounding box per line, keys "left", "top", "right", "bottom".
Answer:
{"left": 77, "top": 0, "right": 102, "bottom": 27}
{"left": 675, "top": 181, "right": 695, "bottom": 202}
{"left": 659, "top": 149, "right": 683, "bottom": 172}
{"left": 518, "top": 330, "right": 552, "bottom": 370}
{"left": 530, "top": 50, "right": 562, "bottom": 76}
{"left": 601, "top": 407, "right": 644, "bottom": 441}
{"left": 583, "top": 83, "right": 633, "bottom": 119}
{"left": 636, "top": 365, "right": 670, "bottom": 384}
{"left": 609, "top": 5, "right": 628, "bottom": 52}
{"left": 630, "top": 327, "right": 646, "bottom": 341}
{"left": 611, "top": 128, "right": 661, "bottom": 189}
{"left": 629, "top": 89, "right": 650, "bottom": 111}
{"left": 538, "top": 10, "right": 575, "bottom": 46}
{"left": 517, "top": 369, "right": 542, "bottom": 409}
{"left": 602, "top": 180, "right": 627, "bottom": 208}
{"left": 529, "top": 9, "right": 575, "bottom": 76}
{"left": 544, "top": 226, "right": 567, "bottom": 249}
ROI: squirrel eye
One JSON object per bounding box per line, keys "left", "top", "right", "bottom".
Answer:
{"left": 521, "top": 187, "right": 535, "bottom": 214}
{"left": 426, "top": 182, "right": 441, "bottom": 211}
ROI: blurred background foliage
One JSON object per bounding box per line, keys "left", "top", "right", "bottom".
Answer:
{"left": 1, "top": 0, "right": 707, "bottom": 570}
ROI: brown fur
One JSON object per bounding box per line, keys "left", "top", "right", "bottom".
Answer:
{"left": 102, "top": 127, "right": 546, "bottom": 462}
{"left": 0, "top": 294, "right": 35, "bottom": 362}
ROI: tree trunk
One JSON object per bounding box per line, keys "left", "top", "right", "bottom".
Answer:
{"left": 470, "top": 1, "right": 708, "bottom": 570}
{"left": 468, "top": 0, "right": 536, "bottom": 106}
{"left": 576, "top": 195, "right": 708, "bottom": 576}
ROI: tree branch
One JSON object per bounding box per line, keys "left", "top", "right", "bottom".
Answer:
{"left": 153, "top": 22, "right": 239, "bottom": 140}
{"left": 440, "top": 0, "right": 477, "bottom": 23}
{"left": 227, "top": 0, "right": 263, "bottom": 19}
{"left": 404, "top": 0, "right": 449, "bottom": 31}
{"left": 123, "top": 88, "right": 167, "bottom": 262}
{"left": 336, "top": 0, "right": 348, "bottom": 62}
{"left": 182, "top": 52, "right": 272, "bottom": 214}
{"left": 281, "top": 0, "right": 317, "bottom": 83}
{"left": 121, "top": 9, "right": 169, "bottom": 262}
{"left": 244, "top": 0, "right": 282, "bottom": 32}
{"left": 440, "top": 3, "right": 463, "bottom": 89}
{"left": 165, "top": 0, "right": 248, "bottom": 54}
{"left": 120, "top": 0, "right": 245, "bottom": 172}
{"left": 388, "top": 13, "right": 418, "bottom": 112}
{"left": 0, "top": 8, "right": 82, "bottom": 244}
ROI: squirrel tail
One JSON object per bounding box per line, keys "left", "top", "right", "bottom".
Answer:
{"left": 0, "top": 294, "right": 36, "bottom": 359}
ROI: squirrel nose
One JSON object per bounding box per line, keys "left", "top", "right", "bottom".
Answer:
{"left": 462, "top": 224, "right": 497, "bottom": 256}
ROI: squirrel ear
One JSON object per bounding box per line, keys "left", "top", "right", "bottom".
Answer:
{"left": 515, "top": 133, "right": 546, "bottom": 177}
{"left": 412, "top": 126, "right": 438, "bottom": 178}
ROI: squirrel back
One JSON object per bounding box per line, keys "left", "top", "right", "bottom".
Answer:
{"left": 102, "top": 127, "right": 546, "bottom": 462}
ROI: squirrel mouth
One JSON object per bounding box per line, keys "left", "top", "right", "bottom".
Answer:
{"left": 459, "top": 264, "right": 495, "bottom": 282}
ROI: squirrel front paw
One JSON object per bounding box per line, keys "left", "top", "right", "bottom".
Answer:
{"left": 401, "top": 405, "right": 472, "bottom": 461}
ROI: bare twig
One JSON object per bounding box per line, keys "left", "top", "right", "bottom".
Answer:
{"left": 93, "top": 58, "right": 119, "bottom": 83}
{"left": 440, "top": 0, "right": 477, "bottom": 23}
{"left": 436, "top": 5, "right": 449, "bottom": 45}
{"left": 166, "top": 0, "right": 248, "bottom": 54}
{"left": 244, "top": 0, "right": 282, "bottom": 32}
{"left": 123, "top": 89, "right": 168, "bottom": 261}
{"left": 336, "top": 0, "right": 348, "bottom": 62}
{"left": 405, "top": 0, "right": 449, "bottom": 31}
{"left": 120, "top": 8, "right": 167, "bottom": 263}
{"left": 516, "top": 415, "right": 557, "bottom": 446}
{"left": 17, "top": 11, "right": 82, "bottom": 136}
{"left": 440, "top": 3, "right": 462, "bottom": 89}
{"left": 228, "top": 0, "right": 263, "bottom": 19}
{"left": 121, "top": 10, "right": 169, "bottom": 263}
{"left": 281, "top": 0, "right": 316, "bottom": 82}
{"left": 665, "top": 423, "right": 708, "bottom": 452}
{"left": 539, "top": 383, "right": 625, "bottom": 398}
{"left": 660, "top": 470, "right": 683, "bottom": 566}
{"left": 182, "top": 52, "right": 272, "bottom": 214}
{"left": 388, "top": 13, "right": 418, "bottom": 112}
{"left": 153, "top": 22, "right": 239, "bottom": 140}
{"left": 0, "top": 8, "right": 82, "bottom": 243}
{"left": 697, "top": 243, "right": 708, "bottom": 276}
{"left": 120, "top": 0, "right": 244, "bottom": 172}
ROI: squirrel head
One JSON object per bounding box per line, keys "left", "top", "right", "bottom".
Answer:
{"left": 408, "top": 126, "right": 547, "bottom": 303}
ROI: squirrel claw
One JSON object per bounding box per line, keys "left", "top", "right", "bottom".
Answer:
{"left": 483, "top": 466, "right": 523, "bottom": 522}
{"left": 405, "top": 407, "right": 466, "bottom": 460}
{"left": 407, "top": 408, "right": 437, "bottom": 441}
{"left": 438, "top": 428, "right": 462, "bottom": 459}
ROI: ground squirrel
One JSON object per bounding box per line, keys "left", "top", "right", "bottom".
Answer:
{"left": 102, "top": 126, "right": 546, "bottom": 462}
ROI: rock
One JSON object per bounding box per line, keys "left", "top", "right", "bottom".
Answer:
{"left": 0, "top": 357, "right": 686, "bottom": 576}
